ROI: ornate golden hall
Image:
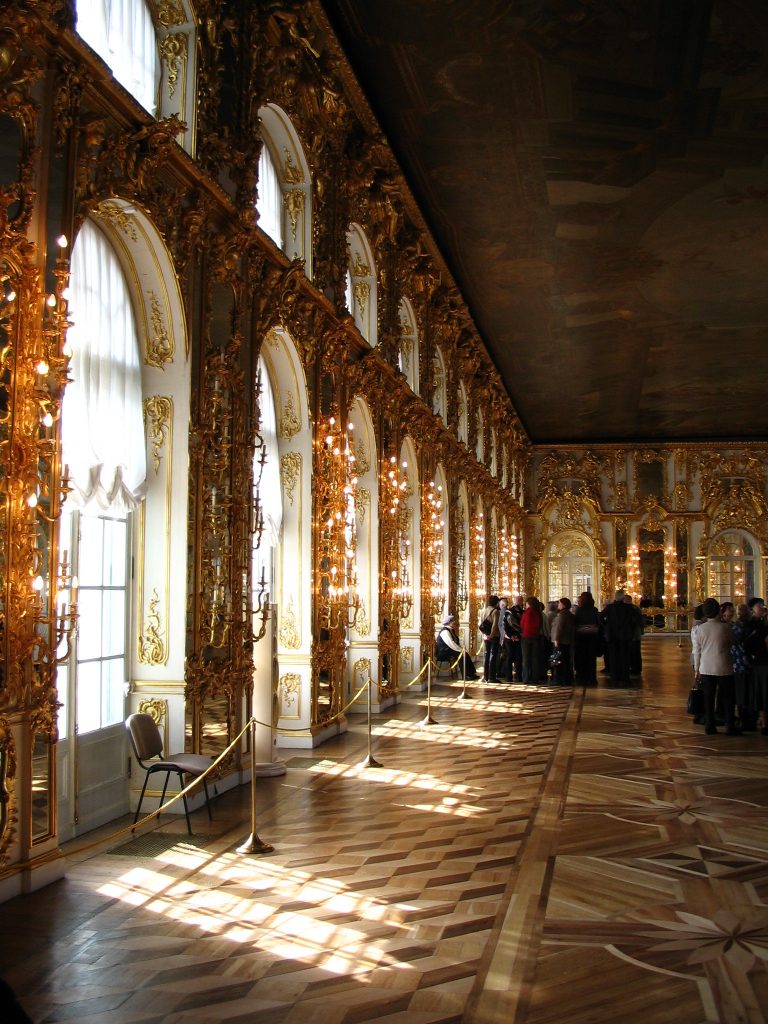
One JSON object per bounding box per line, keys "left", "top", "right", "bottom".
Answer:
{"left": 1, "top": 2, "right": 767, "bottom": 1022}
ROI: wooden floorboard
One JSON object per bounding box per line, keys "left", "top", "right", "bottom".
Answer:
{"left": 1, "top": 637, "right": 766, "bottom": 1023}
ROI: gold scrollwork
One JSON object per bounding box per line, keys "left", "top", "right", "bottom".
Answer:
{"left": 0, "top": 718, "right": 18, "bottom": 868}
{"left": 279, "top": 673, "right": 301, "bottom": 719}
{"left": 159, "top": 31, "right": 188, "bottom": 99}
{"left": 283, "top": 151, "right": 304, "bottom": 184}
{"left": 350, "top": 436, "right": 370, "bottom": 475}
{"left": 400, "top": 647, "right": 413, "bottom": 671}
{"left": 355, "top": 486, "right": 369, "bottom": 524}
{"left": 136, "top": 697, "right": 167, "bottom": 726}
{"left": 283, "top": 189, "right": 304, "bottom": 241}
{"left": 350, "top": 253, "right": 370, "bottom": 278}
{"left": 145, "top": 291, "right": 174, "bottom": 368}
{"left": 143, "top": 395, "right": 172, "bottom": 474}
{"left": 279, "top": 392, "right": 300, "bottom": 439}
{"left": 353, "top": 281, "right": 370, "bottom": 317}
{"left": 138, "top": 589, "right": 167, "bottom": 665}
{"left": 157, "top": 0, "right": 185, "bottom": 27}
{"left": 279, "top": 596, "right": 300, "bottom": 649}
{"left": 356, "top": 601, "right": 371, "bottom": 638}
{"left": 280, "top": 451, "right": 301, "bottom": 506}
{"left": 354, "top": 658, "right": 371, "bottom": 686}
{"left": 94, "top": 200, "right": 138, "bottom": 241}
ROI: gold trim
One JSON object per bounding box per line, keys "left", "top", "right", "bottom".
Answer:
{"left": 144, "top": 395, "right": 172, "bottom": 475}
{"left": 159, "top": 31, "right": 188, "bottom": 100}
{"left": 280, "top": 451, "right": 301, "bottom": 506}
{"left": 138, "top": 588, "right": 166, "bottom": 666}
{"left": 279, "top": 392, "right": 301, "bottom": 439}
{"left": 145, "top": 290, "right": 174, "bottom": 368}
{"left": 279, "top": 673, "right": 301, "bottom": 720}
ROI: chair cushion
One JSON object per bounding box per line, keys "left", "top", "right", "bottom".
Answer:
{"left": 160, "top": 753, "right": 212, "bottom": 777}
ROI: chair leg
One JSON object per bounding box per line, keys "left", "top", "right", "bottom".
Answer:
{"left": 202, "top": 778, "right": 213, "bottom": 821}
{"left": 158, "top": 772, "right": 172, "bottom": 822}
{"left": 178, "top": 771, "right": 193, "bottom": 835}
{"left": 133, "top": 772, "right": 152, "bottom": 826}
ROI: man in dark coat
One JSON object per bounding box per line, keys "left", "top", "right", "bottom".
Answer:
{"left": 602, "top": 590, "right": 635, "bottom": 685}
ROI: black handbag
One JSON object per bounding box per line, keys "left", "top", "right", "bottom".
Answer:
{"left": 687, "top": 685, "right": 704, "bottom": 716}
{"left": 549, "top": 648, "right": 563, "bottom": 669}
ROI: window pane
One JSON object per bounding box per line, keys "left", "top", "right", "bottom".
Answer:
{"left": 77, "top": 590, "right": 103, "bottom": 660}
{"left": 103, "top": 518, "right": 127, "bottom": 586}
{"left": 78, "top": 516, "right": 104, "bottom": 586}
{"left": 102, "top": 590, "right": 126, "bottom": 657}
{"left": 103, "top": 658, "right": 125, "bottom": 727}
{"left": 76, "top": 661, "right": 102, "bottom": 735}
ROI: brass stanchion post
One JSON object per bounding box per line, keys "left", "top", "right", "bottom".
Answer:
{"left": 359, "top": 677, "right": 383, "bottom": 768}
{"left": 420, "top": 657, "right": 437, "bottom": 727}
{"left": 457, "top": 648, "right": 471, "bottom": 700}
{"left": 237, "top": 718, "right": 274, "bottom": 855}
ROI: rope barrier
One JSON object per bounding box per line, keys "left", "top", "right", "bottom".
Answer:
{"left": 62, "top": 715, "right": 255, "bottom": 859}
{"left": 63, "top": 649, "right": 477, "bottom": 860}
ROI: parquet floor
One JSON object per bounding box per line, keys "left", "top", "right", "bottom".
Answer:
{"left": 1, "top": 636, "right": 767, "bottom": 1023}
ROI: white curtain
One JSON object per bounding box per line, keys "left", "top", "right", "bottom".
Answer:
{"left": 63, "top": 219, "right": 147, "bottom": 513}
{"left": 257, "top": 357, "right": 282, "bottom": 547}
{"left": 76, "top": 0, "right": 160, "bottom": 116}
{"left": 257, "top": 143, "right": 283, "bottom": 249}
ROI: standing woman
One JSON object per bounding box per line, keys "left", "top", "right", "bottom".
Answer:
{"left": 574, "top": 591, "right": 600, "bottom": 685}
{"left": 520, "top": 596, "right": 543, "bottom": 682}
{"left": 551, "top": 597, "right": 575, "bottom": 684}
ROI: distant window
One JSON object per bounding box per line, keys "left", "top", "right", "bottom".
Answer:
{"left": 76, "top": 0, "right": 160, "bottom": 115}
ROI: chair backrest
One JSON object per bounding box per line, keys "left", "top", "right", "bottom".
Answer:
{"left": 126, "top": 713, "right": 164, "bottom": 763}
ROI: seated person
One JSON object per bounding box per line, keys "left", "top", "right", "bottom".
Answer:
{"left": 436, "top": 614, "right": 478, "bottom": 679}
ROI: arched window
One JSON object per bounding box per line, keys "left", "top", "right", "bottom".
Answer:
{"left": 257, "top": 105, "right": 313, "bottom": 269}
{"left": 57, "top": 217, "right": 147, "bottom": 835}
{"left": 709, "top": 531, "right": 757, "bottom": 605}
{"left": 547, "top": 533, "right": 594, "bottom": 604}
{"left": 76, "top": 0, "right": 160, "bottom": 115}
{"left": 346, "top": 224, "right": 377, "bottom": 345}
{"left": 398, "top": 297, "right": 419, "bottom": 393}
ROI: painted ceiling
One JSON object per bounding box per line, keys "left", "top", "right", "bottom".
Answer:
{"left": 319, "top": 0, "right": 768, "bottom": 443}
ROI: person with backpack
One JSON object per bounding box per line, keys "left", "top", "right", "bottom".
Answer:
{"left": 479, "top": 595, "right": 501, "bottom": 682}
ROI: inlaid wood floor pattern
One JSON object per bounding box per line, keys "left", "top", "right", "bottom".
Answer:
{"left": 1, "top": 638, "right": 766, "bottom": 1023}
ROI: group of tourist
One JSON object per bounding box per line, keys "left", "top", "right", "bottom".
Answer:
{"left": 436, "top": 589, "right": 647, "bottom": 687}
{"left": 691, "top": 596, "right": 768, "bottom": 736}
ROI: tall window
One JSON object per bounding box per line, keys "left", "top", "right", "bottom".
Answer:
{"left": 59, "top": 219, "right": 146, "bottom": 740}
{"left": 76, "top": 0, "right": 160, "bottom": 115}
{"left": 547, "top": 535, "right": 593, "bottom": 603}
{"left": 257, "top": 142, "right": 283, "bottom": 249}
{"left": 709, "top": 531, "right": 757, "bottom": 605}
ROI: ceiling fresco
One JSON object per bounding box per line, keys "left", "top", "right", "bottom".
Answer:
{"left": 319, "top": 0, "right": 768, "bottom": 443}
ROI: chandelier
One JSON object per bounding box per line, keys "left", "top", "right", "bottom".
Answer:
{"left": 317, "top": 416, "right": 361, "bottom": 633}
{"left": 381, "top": 454, "right": 412, "bottom": 623}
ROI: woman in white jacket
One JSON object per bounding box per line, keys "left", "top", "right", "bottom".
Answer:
{"left": 692, "top": 597, "right": 740, "bottom": 735}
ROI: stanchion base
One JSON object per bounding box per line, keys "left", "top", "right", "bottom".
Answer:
{"left": 359, "top": 755, "right": 383, "bottom": 768}
{"left": 419, "top": 714, "right": 438, "bottom": 727}
{"left": 456, "top": 687, "right": 471, "bottom": 700}
{"left": 236, "top": 833, "right": 275, "bottom": 855}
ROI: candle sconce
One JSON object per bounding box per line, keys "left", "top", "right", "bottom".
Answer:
{"left": 0, "top": 231, "right": 74, "bottom": 737}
